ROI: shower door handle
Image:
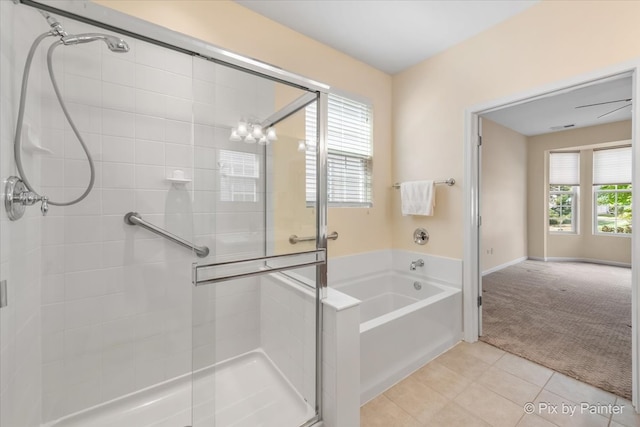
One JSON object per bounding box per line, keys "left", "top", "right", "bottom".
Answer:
{"left": 193, "top": 249, "right": 326, "bottom": 286}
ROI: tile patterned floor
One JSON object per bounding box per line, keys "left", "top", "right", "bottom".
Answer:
{"left": 360, "top": 342, "right": 640, "bottom": 427}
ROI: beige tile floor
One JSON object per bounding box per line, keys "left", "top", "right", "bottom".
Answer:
{"left": 361, "top": 341, "right": 640, "bottom": 427}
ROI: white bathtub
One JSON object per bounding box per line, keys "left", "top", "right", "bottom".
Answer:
{"left": 335, "top": 271, "right": 462, "bottom": 404}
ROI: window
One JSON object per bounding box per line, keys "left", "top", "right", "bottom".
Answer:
{"left": 305, "top": 93, "right": 372, "bottom": 207}
{"left": 549, "top": 185, "right": 578, "bottom": 232}
{"left": 593, "top": 147, "right": 632, "bottom": 235}
{"left": 218, "top": 150, "right": 259, "bottom": 202}
{"left": 548, "top": 152, "right": 579, "bottom": 233}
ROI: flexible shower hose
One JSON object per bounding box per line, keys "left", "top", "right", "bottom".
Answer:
{"left": 14, "top": 31, "right": 96, "bottom": 207}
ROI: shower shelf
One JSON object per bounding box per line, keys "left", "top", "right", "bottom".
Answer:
{"left": 22, "top": 123, "right": 53, "bottom": 155}
{"left": 166, "top": 177, "right": 192, "bottom": 183}
{"left": 166, "top": 170, "right": 192, "bottom": 184}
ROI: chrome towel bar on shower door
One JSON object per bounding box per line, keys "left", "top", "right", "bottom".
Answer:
{"left": 124, "top": 212, "right": 210, "bottom": 258}
{"left": 193, "top": 249, "right": 326, "bottom": 286}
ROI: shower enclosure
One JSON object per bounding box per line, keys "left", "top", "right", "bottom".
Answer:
{"left": 0, "top": 1, "right": 329, "bottom": 426}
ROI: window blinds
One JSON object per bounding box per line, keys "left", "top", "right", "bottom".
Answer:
{"left": 549, "top": 152, "right": 580, "bottom": 185}
{"left": 593, "top": 146, "right": 631, "bottom": 185}
{"left": 306, "top": 94, "right": 372, "bottom": 206}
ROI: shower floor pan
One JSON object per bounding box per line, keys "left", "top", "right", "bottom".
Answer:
{"left": 47, "top": 349, "right": 314, "bottom": 427}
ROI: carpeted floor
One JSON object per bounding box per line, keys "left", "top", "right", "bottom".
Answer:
{"left": 480, "top": 260, "right": 632, "bottom": 399}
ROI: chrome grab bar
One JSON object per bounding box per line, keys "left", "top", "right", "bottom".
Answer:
{"left": 124, "top": 212, "right": 210, "bottom": 258}
{"left": 289, "top": 231, "right": 338, "bottom": 244}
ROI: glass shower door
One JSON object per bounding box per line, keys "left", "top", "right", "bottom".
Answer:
{"left": 189, "top": 56, "right": 324, "bottom": 427}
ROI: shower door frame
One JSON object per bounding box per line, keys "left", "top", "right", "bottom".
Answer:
{"left": 15, "top": 0, "right": 331, "bottom": 425}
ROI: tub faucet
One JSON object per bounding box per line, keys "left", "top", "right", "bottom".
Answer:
{"left": 410, "top": 259, "right": 424, "bottom": 270}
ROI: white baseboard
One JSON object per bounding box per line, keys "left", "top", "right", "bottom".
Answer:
{"left": 528, "top": 256, "right": 631, "bottom": 268}
{"left": 482, "top": 256, "right": 528, "bottom": 276}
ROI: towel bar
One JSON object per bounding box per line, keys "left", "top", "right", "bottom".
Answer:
{"left": 392, "top": 178, "right": 455, "bottom": 189}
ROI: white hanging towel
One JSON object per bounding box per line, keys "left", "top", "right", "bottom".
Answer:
{"left": 400, "top": 180, "right": 436, "bottom": 216}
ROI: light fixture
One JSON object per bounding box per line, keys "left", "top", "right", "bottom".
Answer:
{"left": 297, "top": 140, "right": 307, "bottom": 152}
{"left": 229, "top": 129, "right": 241, "bottom": 141}
{"left": 236, "top": 121, "right": 248, "bottom": 137}
{"left": 266, "top": 127, "right": 277, "bottom": 141}
{"left": 251, "top": 124, "right": 263, "bottom": 139}
{"left": 229, "top": 119, "right": 277, "bottom": 145}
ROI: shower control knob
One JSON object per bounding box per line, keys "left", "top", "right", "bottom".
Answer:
{"left": 4, "top": 177, "right": 51, "bottom": 220}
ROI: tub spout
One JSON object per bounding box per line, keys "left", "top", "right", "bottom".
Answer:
{"left": 410, "top": 259, "right": 424, "bottom": 270}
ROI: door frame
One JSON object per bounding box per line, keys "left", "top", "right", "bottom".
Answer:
{"left": 463, "top": 59, "right": 640, "bottom": 409}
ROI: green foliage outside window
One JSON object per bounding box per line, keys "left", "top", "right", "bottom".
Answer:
{"left": 595, "top": 184, "right": 632, "bottom": 234}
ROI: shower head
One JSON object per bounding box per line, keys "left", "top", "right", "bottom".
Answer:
{"left": 61, "top": 33, "right": 130, "bottom": 53}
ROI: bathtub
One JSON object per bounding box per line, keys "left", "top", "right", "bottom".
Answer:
{"left": 335, "top": 271, "right": 462, "bottom": 404}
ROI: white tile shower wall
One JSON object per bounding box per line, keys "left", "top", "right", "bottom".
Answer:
{"left": 0, "top": 3, "right": 44, "bottom": 427}
{"left": 33, "top": 18, "right": 274, "bottom": 423}
{"left": 260, "top": 274, "right": 317, "bottom": 405}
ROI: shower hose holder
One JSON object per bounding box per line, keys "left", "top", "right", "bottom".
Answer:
{"left": 5, "top": 176, "right": 48, "bottom": 220}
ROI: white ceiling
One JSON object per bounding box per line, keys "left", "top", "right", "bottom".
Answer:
{"left": 235, "top": 0, "right": 538, "bottom": 74}
{"left": 482, "top": 76, "right": 633, "bottom": 136}
{"left": 234, "top": 1, "right": 631, "bottom": 136}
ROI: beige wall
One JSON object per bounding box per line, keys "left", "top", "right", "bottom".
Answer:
{"left": 528, "top": 120, "right": 632, "bottom": 264}
{"left": 392, "top": 1, "right": 640, "bottom": 258}
{"left": 94, "top": 0, "right": 393, "bottom": 258}
{"left": 481, "top": 119, "right": 527, "bottom": 272}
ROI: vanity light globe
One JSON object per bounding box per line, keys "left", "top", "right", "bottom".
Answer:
{"left": 244, "top": 133, "right": 256, "bottom": 143}
{"left": 236, "top": 121, "right": 249, "bottom": 137}
{"left": 251, "top": 124, "right": 263, "bottom": 139}
{"left": 266, "top": 127, "right": 277, "bottom": 141}
{"left": 257, "top": 136, "right": 268, "bottom": 146}
{"left": 229, "top": 129, "right": 241, "bottom": 141}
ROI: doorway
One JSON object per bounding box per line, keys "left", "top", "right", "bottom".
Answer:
{"left": 463, "top": 65, "right": 640, "bottom": 409}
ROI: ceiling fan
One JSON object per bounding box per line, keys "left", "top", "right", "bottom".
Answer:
{"left": 575, "top": 98, "right": 632, "bottom": 119}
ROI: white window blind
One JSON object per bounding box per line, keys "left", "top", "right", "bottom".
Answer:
{"left": 305, "top": 94, "right": 372, "bottom": 207}
{"left": 549, "top": 152, "right": 580, "bottom": 185}
{"left": 593, "top": 146, "right": 632, "bottom": 185}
